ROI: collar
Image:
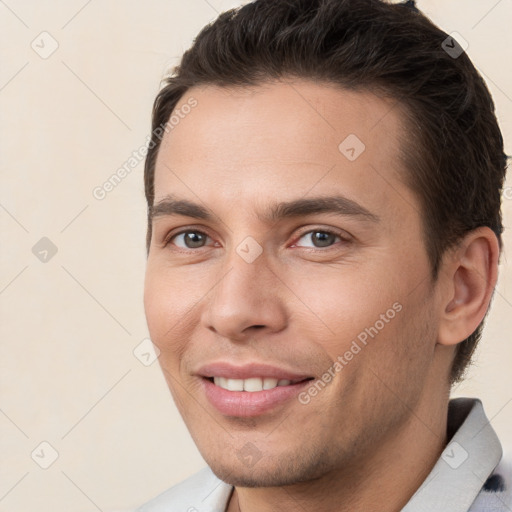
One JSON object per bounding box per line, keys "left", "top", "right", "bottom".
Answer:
{"left": 402, "top": 397, "right": 503, "bottom": 511}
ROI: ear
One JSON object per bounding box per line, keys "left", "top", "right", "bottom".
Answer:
{"left": 437, "top": 227, "right": 500, "bottom": 347}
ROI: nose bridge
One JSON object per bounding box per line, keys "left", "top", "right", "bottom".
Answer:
{"left": 215, "top": 242, "right": 272, "bottom": 310}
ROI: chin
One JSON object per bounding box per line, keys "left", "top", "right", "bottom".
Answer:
{"left": 206, "top": 451, "right": 335, "bottom": 488}
{"left": 209, "top": 463, "right": 290, "bottom": 488}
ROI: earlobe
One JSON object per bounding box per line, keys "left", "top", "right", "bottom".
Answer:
{"left": 437, "top": 227, "right": 499, "bottom": 347}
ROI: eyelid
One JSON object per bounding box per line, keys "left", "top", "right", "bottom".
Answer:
{"left": 293, "top": 225, "right": 351, "bottom": 239}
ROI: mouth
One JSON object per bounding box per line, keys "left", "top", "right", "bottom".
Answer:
{"left": 204, "top": 376, "right": 314, "bottom": 392}
{"left": 201, "top": 376, "right": 315, "bottom": 417}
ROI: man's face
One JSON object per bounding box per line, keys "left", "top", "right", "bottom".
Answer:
{"left": 144, "top": 80, "right": 445, "bottom": 486}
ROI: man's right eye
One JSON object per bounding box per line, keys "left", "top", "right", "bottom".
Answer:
{"left": 164, "top": 230, "right": 213, "bottom": 250}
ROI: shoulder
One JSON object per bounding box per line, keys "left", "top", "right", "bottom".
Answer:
{"left": 135, "top": 465, "right": 233, "bottom": 512}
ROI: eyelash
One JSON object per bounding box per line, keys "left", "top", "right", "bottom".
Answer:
{"left": 162, "top": 227, "right": 350, "bottom": 252}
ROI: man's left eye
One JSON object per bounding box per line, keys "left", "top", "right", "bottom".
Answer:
{"left": 293, "top": 229, "right": 347, "bottom": 249}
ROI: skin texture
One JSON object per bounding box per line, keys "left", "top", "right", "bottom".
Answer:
{"left": 143, "top": 79, "right": 499, "bottom": 512}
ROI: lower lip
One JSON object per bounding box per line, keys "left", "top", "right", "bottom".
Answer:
{"left": 201, "top": 378, "right": 312, "bottom": 417}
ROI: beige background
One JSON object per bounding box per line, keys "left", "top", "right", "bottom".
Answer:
{"left": 1, "top": 1, "right": 511, "bottom": 511}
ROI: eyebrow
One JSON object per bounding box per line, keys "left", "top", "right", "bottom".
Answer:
{"left": 149, "top": 194, "right": 380, "bottom": 224}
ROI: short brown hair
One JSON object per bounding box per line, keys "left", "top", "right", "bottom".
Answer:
{"left": 144, "top": 0, "right": 508, "bottom": 384}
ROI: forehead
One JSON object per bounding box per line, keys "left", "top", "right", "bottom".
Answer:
{"left": 153, "top": 80, "right": 417, "bottom": 224}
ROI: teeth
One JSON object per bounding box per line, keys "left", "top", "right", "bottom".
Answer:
{"left": 226, "top": 378, "right": 244, "bottom": 391}
{"left": 263, "top": 378, "right": 278, "bottom": 390}
{"left": 212, "top": 377, "right": 296, "bottom": 392}
{"left": 244, "top": 377, "right": 264, "bottom": 392}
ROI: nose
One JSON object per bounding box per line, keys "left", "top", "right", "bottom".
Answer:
{"left": 200, "top": 248, "right": 288, "bottom": 342}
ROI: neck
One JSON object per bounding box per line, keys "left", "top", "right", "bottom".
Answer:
{"left": 228, "top": 389, "right": 450, "bottom": 512}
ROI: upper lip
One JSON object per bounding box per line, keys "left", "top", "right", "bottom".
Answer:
{"left": 196, "top": 362, "right": 313, "bottom": 381}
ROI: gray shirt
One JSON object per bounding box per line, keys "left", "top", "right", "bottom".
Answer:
{"left": 137, "top": 397, "right": 511, "bottom": 511}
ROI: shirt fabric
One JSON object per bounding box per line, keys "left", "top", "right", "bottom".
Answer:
{"left": 136, "top": 397, "right": 511, "bottom": 511}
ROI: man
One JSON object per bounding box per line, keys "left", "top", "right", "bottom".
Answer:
{"left": 138, "top": 0, "right": 511, "bottom": 510}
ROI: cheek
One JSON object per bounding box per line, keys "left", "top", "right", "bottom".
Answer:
{"left": 143, "top": 269, "right": 169, "bottom": 338}
{"left": 143, "top": 266, "right": 192, "bottom": 355}
{"left": 286, "top": 265, "right": 402, "bottom": 357}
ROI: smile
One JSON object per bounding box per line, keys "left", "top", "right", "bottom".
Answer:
{"left": 201, "top": 376, "right": 314, "bottom": 417}
{"left": 210, "top": 376, "right": 307, "bottom": 392}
